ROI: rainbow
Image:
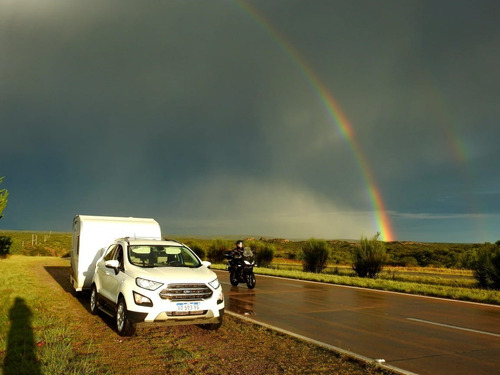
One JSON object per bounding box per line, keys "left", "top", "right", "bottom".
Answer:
{"left": 234, "top": 1, "right": 395, "bottom": 241}
{"left": 419, "top": 76, "right": 485, "bottom": 240}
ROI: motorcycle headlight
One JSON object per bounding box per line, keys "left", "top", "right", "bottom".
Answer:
{"left": 136, "top": 277, "right": 163, "bottom": 291}
{"left": 209, "top": 278, "right": 220, "bottom": 289}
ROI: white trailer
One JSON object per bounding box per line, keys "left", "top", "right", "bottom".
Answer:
{"left": 70, "top": 215, "right": 161, "bottom": 292}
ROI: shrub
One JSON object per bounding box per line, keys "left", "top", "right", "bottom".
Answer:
{"left": 21, "top": 245, "right": 54, "bottom": 257}
{"left": 456, "top": 248, "right": 478, "bottom": 269}
{"left": 207, "top": 239, "right": 231, "bottom": 263}
{"left": 301, "top": 239, "right": 330, "bottom": 273}
{"left": 472, "top": 245, "right": 500, "bottom": 289}
{"left": 0, "top": 236, "right": 12, "bottom": 256}
{"left": 351, "top": 233, "right": 388, "bottom": 278}
{"left": 390, "top": 256, "right": 419, "bottom": 267}
{"left": 255, "top": 244, "right": 275, "bottom": 267}
{"left": 184, "top": 241, "right": 206, "bottom": 260}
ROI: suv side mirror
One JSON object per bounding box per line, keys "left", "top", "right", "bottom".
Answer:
{"left": 105, "top": 259, "right": 120, "bottom": 273}
{"left": 202, "top": 261, "right": 212, "bottom": 269}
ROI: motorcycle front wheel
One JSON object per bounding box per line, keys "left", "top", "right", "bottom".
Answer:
{"left": 246, "top": 272, "right": 256, "bottom": 289}
{"left": 230, "top": 270, "right": 239, "bottom": 286}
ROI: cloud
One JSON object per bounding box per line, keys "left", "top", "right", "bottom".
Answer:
{"left": 156, "top": 176, "right": 379, "bottom": 239}
{"left": 392, "top": 212, "right": 491, "bottom": 220}
{"left": 1, "top": 1, "right": 499, "bottom": 242}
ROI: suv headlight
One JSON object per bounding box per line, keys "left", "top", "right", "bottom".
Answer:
{"left": 133, "top": 291, "right": 153, "bottom": 307}
{"left": 136, "top": 277, "right": 163, "bottom": 291}
{"left": 208, "top": 278, "right": 220, "bottom": 290}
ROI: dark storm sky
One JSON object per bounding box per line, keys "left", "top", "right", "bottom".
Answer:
{"left": 1, "top": 0, "right": 499, "bottom": 242}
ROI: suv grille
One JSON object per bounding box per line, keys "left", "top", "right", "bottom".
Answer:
{"left": 159, "top": 283, "right": 213, "bottom": 301}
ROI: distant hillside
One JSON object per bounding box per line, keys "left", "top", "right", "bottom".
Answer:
{"left": 1, "top": 230, "right": 497, "bottom": 269}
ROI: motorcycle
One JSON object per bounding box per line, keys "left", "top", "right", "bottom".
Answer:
{"left": 224, "top": 247, "right": 256, "bottom": 289}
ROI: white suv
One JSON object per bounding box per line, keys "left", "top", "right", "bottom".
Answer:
{"left": 90, "top": 237, "right": 224, "bottom": 336}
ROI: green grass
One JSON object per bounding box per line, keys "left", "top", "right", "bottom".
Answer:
{"left": 0, "top": 256, "right": 100, "bottom": 375}
{"left": 268, "top": 262, "right": 478, "bottom": 288}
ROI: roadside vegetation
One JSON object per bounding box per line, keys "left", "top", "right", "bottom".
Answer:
{"left": 472, "top": 246, "right": 500, "bottom": 289}
{"left": 0, "top": 256, "right": 100, "bottom": 374}
{"left": 351, "top": 233, "right": 387, "bottom": 278}
{"left": 0, "top": 255, "right": 393, "bottom": 375}
{"left": 2, "top": 230, "right": 500, "bottom": 305}
{"left": 0, "top": 177, "right": 7, "bottom": 221}
{"left": 301, "top": 239, "right": 330, "bottom": 273}
{"left": 0, "top": 179, "right": 10, "bottom": 257}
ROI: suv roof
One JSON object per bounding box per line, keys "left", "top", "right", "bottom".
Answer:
{"left": 116, "top": 237, "right": 183, "bottom": 247}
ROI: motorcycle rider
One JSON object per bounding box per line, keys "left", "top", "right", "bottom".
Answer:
{"left": 232, "top": 240, "right": 244, "bottom": 257}
{"left": 228, "top": 240, "right": 244, "bottom": 274}
{"left": 225, "top": 240, "right": 256, "bottom": 289}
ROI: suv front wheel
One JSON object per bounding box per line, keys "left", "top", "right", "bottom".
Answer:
{"left": 116, "top": 297, "right": 136, "bottom": 336}
{"left": 90, "top": 285, "right": 99, "bottom": 315}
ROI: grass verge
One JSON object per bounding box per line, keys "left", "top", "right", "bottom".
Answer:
{"left": 0, "top": 255, "right": 394, "bottom": 375}
{"left": 0, "top": 256, "right": 100, "bottom": 374}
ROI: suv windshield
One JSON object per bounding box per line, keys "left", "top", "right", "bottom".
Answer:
{"left": 128, "top": 245, "right": 201, "bottom": 268}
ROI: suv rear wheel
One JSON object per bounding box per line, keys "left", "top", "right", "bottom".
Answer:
{"left": 116, "top": 297, "right": 136, "bottom": 336}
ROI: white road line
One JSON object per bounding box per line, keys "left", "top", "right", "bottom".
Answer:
{"left": 407, "top": 318, "right": 500, "bottom": 338}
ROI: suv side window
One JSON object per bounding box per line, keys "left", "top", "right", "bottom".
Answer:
{"left": 104, "top": 245, "right": 117, "bottom": 261}
{"left": 115, "top": 245, "right": 124, "bottom": 272}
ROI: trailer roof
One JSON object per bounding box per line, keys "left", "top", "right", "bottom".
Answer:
{"left": 75, "top": 215, "right": 157, "bottom": 223}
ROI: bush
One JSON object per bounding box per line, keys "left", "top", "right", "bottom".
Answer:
{"left": 22, "top": 245, "right": 54, "bottom": 257}
{"left": 351, "top": 233, "right": 387, "bottom": 278}
{"left": 255, "top": 244, "right": 275, "bottom": 267}
{"left": 301, "top": 239, "right": 330, "bottom": 273}
{"left": 207, "top": 239, "right": 231, "bottom": 263}
{"left": 0, "top": 236, "right": 12, "bottom": 256}
{"left": 472, "top": 245, "right": 500, "bottom": 289}
{"left": 456, "top": 248, "right": 478, "bottom": 269}
{"left": 390, "top": 256, "right": 419, "bottom": 267}
{"left": 184, "top": 241, "right": 206, "bottom": 260}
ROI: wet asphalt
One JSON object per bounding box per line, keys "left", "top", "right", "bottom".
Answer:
{"left": 214, "top": 270, "right": 500, "bottom": 375}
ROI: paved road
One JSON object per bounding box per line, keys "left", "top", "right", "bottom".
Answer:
{"left": 214, "top": 270, "right": 500, "bottom": 375}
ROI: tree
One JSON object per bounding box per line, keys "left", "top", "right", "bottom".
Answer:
{"left": 351, "top": 233, "right": 388, "bottom": 278}
{"left": 0, "top": 177, "right": 8, "bottom": 220}
{"left": 0, "top": 177, "right": 11, "bottom": 256}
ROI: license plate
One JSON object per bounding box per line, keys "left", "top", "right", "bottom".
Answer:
{"left": 176, "top": 302, "right": 200, "bottom": 311}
